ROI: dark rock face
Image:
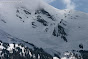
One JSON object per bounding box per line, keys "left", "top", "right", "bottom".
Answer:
{"left": 37, "top": 15, "right": 48, "bottom": 26}
{"left": 1, "top": 19, "right": 6, "bottom": 23}
{"left": 79, "top": 44, "right": 83, "bottom": 49}
{"left": 64, "top": 51, "right": 82, "bottom": 59}
{"left": 64, "top": 50, "right": 88, "bottom": 59}
{"left": 16, "top": 7, "right": 31, "bottom": 15}
{"left": 23, "top": 10, "right": 31, "bottom": 15}
{"left": 35, "top": 9, "right": 55, "bottom": 21}
{"left": 79, "top": 50, "right": 88, "bottom": 59}
{"left": 52, "top": 24, "right": 67, "bottom": 42}
{"left": 16, "top": 14, "right": 22, "bottom": 19}
{"left": 16, "top": 7, "right": 31, "bottom": 22}
{"left": 32, "top": 22, "right": 37, "bottom": 28}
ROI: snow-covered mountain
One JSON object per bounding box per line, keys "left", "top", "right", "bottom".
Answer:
{"left": 0, "top": 0, "right": 88, "bottom": 59}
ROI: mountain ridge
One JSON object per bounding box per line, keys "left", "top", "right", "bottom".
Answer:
{"left": 0, "top": 0, "right": 88, "bottom": 59}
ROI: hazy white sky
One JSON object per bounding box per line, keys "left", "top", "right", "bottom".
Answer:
{"left": 63, "top": 0, "right": 75, "bottom": 9}
{"left": 43, "top": 0, "right": 55, "bottom": 3}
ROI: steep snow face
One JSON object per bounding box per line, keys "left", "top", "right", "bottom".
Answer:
{"left": 0, "top": 0, "right": 88, "bottom": 54}
{"left": 0, "top": 29, "right": 83, "bottom": 59}
{"left": 0, "top": 0, "right": 62, "bottom": 49}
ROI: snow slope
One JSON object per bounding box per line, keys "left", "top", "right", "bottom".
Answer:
{"left": 0, "top": 29, "right": 83, "bottom": 59}
{"left": 0, "top": 0, "right": 88, "bottom": 58}
{"left": 0, "top": 29, "right": 57, "bottom": 59}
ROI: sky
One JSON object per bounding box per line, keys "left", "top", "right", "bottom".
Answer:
{"left": 43, "top": 0, "right": 88, "bottom": 13}
{"left": 0, "top": 0, "right": 87, "bottom": 13}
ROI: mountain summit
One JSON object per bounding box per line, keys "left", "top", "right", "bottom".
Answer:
{"left": 0, "top": 0, "right": 88, "bottom": 59}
